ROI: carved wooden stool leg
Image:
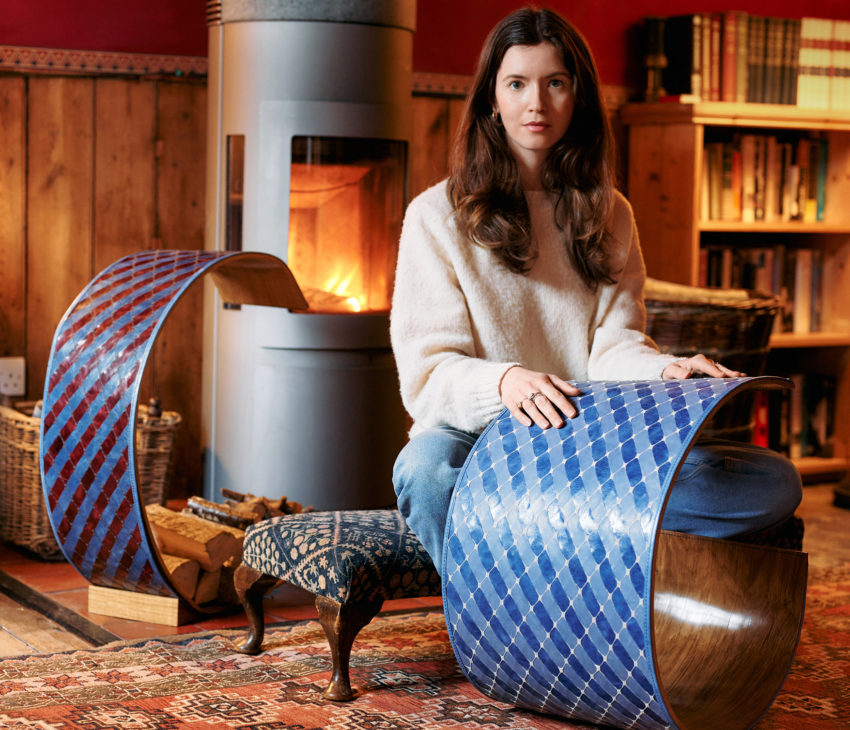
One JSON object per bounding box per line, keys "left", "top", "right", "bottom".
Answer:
{"left": 232, "top": 564, "right": 281, "bottom": 655}
{"left": 316, "top": 594, "right": 384, "bottom": 701}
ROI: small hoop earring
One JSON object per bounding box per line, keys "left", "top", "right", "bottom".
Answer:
{"left": 490, "top": 109, "right": 502, "bottom": 126}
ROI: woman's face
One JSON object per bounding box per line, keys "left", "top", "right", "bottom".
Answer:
{"left": 493, "top": 42, "right": 574, "bottom": 179}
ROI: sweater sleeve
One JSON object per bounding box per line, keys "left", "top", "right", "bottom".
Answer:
{"left": 390, "top": 188, "right": 516, "bottom": 433}
{"left": 587, "top": 198, "right": 678, "bottom": 381}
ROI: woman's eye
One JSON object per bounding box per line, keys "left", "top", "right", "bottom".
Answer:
{"left": 509, "top": 80, "right": 523, "bottom": 90}
{"left": 550, "top": 79, "right": 564, "bottom": 88}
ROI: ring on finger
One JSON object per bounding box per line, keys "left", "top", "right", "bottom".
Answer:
{"left": 528, "top": 392, "right": 543, "bottom": 405}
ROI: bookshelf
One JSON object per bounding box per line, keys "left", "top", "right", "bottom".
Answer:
{"left": 622, "top": 101, "right": 850, "bottom": 479}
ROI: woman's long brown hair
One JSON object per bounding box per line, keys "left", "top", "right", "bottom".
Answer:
{"left": 447, "top": 7, "right": 617, "bottom": 288}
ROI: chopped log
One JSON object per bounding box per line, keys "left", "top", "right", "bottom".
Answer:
{"left": 194, "top": 569, "right": 222, "bottom": 604}
{"left": 146, "top": 503, "right": 244, "bottom": 572}
{"left": 220, "top": 487, "right": 314, "bottom": 516}
{"left": 161, "top": 553, "right": 201, "bottom": 600}
{"left": 185, "top": 496, "right": 255, "bottom": 529}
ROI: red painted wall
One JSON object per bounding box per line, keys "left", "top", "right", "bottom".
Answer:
{"left": 3, "top": 0, "right": 850, "bottom": 87}
{"left": 417, "top": 0, "right": 850, "bottom": 86}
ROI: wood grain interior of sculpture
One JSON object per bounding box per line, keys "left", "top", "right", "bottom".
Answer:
{"left": 653, "top": 530, "right": 807, "bottom": 730}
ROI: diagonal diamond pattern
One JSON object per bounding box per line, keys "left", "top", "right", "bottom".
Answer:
{"left": 39, "top": 250, "right": 259, "bottom": 597}
{"left": 442, "top": 377, "right": 780, "bottom": 729}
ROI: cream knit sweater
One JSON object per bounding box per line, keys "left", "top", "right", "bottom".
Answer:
{"left": 390, "top": 180, "right": 676, "bottom": 436}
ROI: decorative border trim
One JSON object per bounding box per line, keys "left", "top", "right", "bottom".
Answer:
{"left": 0, "top": 47, "right": 631, "bottom": 111}
{"left": 0, "top": 45, "right": 207, "bottom": 78}
{"left": 412, "top": 72, "right": 470, "bottom": 97}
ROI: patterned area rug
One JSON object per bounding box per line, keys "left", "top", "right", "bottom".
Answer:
{"left": 0, "top": 561, "right": 847, "bottom": 730}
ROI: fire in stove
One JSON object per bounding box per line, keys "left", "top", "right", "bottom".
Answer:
{"left": 287, "top": 136, "right": 406, "bottom": 314}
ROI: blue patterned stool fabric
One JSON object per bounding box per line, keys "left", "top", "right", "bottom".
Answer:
{"left": 443, "top": 376, "right": 794, "bottom": 729}
{"left": 242, "top": 510, "right": 441, "bottom": 603}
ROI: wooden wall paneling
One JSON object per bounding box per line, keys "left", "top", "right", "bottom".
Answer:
{"left": 152, "top": 80, "right": 208, "bottom": 497}
{"left": 0, "top": 78, "right": 26, "bottom": 358}
{"left": 626, "top": 123, "right": 700, "bottom": 285}
{"left": 409, "top": 96, "right": 451, "bottom": 198}
{"left": 93, "top": 78, "right": 158, "bottom": 480}
{"left": 93, "top": 78, "right": 156, "bottom": 273}
{"left": 26, "top": 77, "right": 94, "bottom": 400}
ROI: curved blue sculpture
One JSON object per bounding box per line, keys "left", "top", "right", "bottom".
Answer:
{"left": 442, "top": 376, "right": 805, "bottom": 729}
{"left": 39, "top": 249, "right": 305, "bottom": 605}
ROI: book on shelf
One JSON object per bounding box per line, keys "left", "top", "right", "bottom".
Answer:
{"left": 764, "top": 16, "right": 785, "bottom": 104}
{"left": 767, "top": 373, "right": 836, "bottom": 459}
{"left": 642, "top": 12, "right": 848, "bottom": 107}
{"left": 697, "top": 243, "right": 824, "bottom": 336}
{"left": 797, "top": 17, "right": 832, "bottom": 110}
{"left": 834, "top": 20, "right": 850, "bottom": 111}
{"left": 736, "top": 12, "right": 750, "bottom": 103}
{"left": 657, "top": 14, "right": 703, "bottom": 98}
{"left": 782, "top": 18, "right": 801, "bottom": 105}
{"left": 709, "top": 13, "right": 722, "bottom": 101}
{"left": 721, "top": 11, "right": 738, "bottom": 102}
{"left": 702, "top": 132, "right": 828, "bottom": 224}
{"left": 747, "top": 15, "right": 767, "bottom": 103}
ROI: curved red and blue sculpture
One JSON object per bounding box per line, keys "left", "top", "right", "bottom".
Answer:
{"left": 443, "top": 376, "right": 806, "bottom": 729}
{"left": 39, "top": 249, "right": 305, "bottom": 604}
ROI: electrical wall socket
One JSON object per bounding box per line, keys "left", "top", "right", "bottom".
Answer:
{"left": 0, "top": 357, "right": 26, "bottom": 397}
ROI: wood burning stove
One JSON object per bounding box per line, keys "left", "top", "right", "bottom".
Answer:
{"left": 204, "top": 0, "right": 416, "bottom": 509}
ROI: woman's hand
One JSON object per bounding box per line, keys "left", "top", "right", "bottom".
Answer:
{"left": 661, "top": 354, "right": 744, "bottom": 380}
{"left": 499, "top": 365, "right": 580, "bottom": 428}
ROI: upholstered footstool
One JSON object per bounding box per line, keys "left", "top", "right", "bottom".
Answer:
{"left": 232, "top": 509, "right": 441, "bottom": 701}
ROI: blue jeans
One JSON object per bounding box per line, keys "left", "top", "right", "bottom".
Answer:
{"left": 393, "top": 426, "right": 802, "bottom": 573}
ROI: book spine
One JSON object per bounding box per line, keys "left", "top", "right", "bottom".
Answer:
{"left": 764, "top": 135, "right": 780, "bottom": 222}
{"left": 754, "top": 136, "right": 766, "bottom": 221}
{"left": 721, "top": 11, "right": 737, "bottom": 101}
{"left": 833, "top": 20, "right": 850, "bottom": 111}
{"left": 782, "top": 18, "right": 801, "bottom": 104}
{"left": 707, "top": 141, "right": 723, "bottom": 220}
{"left": 816, "top": 137, "right": 828, "bottom": 220}
{"left": 810, "top": 248, "right": 823, "bottom": 333}
{"left": 792, "top": 248, "right": 812, "bottom": 334}
{"left": 691, "top": 15, "right": 704, "bottom": 99}
{"left": 740, "top": 134, "right": 756, "bottom": 223}
{"left": 736, "top": 12, "right": 749, "bottom": 102}
{"left": 765, "top": 16, "right": 784, "bottom": 104}
{"left": 719, "top": 141, "right": 739, "bottom": 221}
{"left": 710, "top": 13, "right": 722, "bottom": 101}
{"left": 752, "top": 391, "right": 770, "bottom": 448}
{"left": 750, "top": 16, "right": 767, "bottom": 102}
{"left": 702, "top": 13, "right": 714, "bottom": 102}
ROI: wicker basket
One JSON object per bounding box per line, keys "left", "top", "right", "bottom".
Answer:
{"left": 0, "top": 400, "right": 180, "bottom": 560}
{"left": 644, "top": 278, "right": 780, "bottom": 442}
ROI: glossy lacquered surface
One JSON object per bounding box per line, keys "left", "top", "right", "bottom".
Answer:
{"left": 39, "top": 250, "right": 305, "bottom": 607}
{"left": 653, "top": 530, "right": 806, "bottom": 730}
{"left": 443, "top": 376, "right": 806, "bottom": 729}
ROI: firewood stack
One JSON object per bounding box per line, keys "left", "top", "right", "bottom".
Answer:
{"left": 145, "top": 490, "right": 312, "bottom": 606}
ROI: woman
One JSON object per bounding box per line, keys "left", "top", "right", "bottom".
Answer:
{"left": 390, "top": 7, "right": 801, "bottom": 569}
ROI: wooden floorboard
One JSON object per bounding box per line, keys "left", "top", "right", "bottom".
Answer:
{"left": 0, "top": 593, "right": 93, "bottom": 656}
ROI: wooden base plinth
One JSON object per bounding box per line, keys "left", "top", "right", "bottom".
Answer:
{"left": 88, "top": 585, "right": 194, "bottom": 626}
